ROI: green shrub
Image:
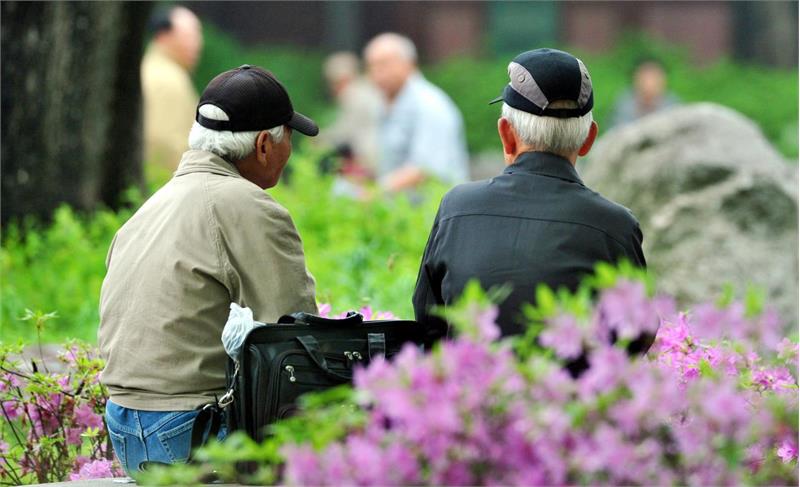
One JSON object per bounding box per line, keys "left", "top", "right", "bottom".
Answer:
{"left": 1, "top": 204, "right": 135, "bottom": 343}
{"left": 0, "top": 155, "right": 445, "bottom": 344}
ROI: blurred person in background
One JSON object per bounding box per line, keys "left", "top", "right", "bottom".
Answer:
{"left": 414, "top": 49, "right": 646, "bottom": 347}
{"left": 365, "top": 33, "right": 469, "bottom": 192}
{"left": 610, "top": 57, "right": 679, "bottom": 128}
{"left": 317, "top": 51, "right": 382, "bottom": 179}
{"left": 141, "top": 6, "right": 203, "bottom": 175}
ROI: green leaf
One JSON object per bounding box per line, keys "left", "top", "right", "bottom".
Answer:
{"left": 535, "top": 285, "right": 557, "bottom": 318}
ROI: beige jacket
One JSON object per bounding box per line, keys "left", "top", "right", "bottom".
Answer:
{"left": 98, "top": 150, "right": 317, "bottom": 411}
{"left": 141, "top": 44, "right": 199, "bottom": 171}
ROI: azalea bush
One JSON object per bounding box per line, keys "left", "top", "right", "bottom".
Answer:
{"left": 0, "top": 312, "right": 122, "bottom": 484}
{"left": 137, "top": 264, "right": 799, "bottom": 486}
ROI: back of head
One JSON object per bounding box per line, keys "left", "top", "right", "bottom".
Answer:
{"left": 188, "top": 104, "right": 284, "bottom": 161}
{"left": 364, "top": 33, "right": 418, "bottom": 64}
{"left": 187, "top": 65, "right": 319, "bottom": 162}
{"left": 149, "top": 6, "right": 203, "bottom": 72}
{"left": 502, "top": 101, "right": 593, "bottom": 157}
{"left": 363, "top": 32, "right": 418, "bottom": 99}
{"left": 491, "top": 48, "right": 596, "bottom": 158}
{"left": 323, "top": 52, "right": 361, "bottom": 84}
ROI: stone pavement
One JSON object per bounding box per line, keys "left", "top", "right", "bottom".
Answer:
{"left": 32, "top": 479, "right": 243, "bottom": 486}
{"left": 30, "top": 480, "right": 134, "bottom": 487}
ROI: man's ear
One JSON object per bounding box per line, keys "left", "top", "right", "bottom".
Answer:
{"left": 254, "top": 130, "right": 271, "bottom": 165}
{"left": 497, "top": 117, "right": 517, "bottom": 157}
{"left": 578, "top": 121, "right": 599, "bottom": 157}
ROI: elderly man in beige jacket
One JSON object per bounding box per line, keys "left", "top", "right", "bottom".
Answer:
{"left": 99, "top": 65, "right": 319, "bottom": 475}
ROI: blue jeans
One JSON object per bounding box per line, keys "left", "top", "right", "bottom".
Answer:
{"left": 105, "top": 400, "right": 227, "bottom": 476}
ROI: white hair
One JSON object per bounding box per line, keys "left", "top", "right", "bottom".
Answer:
{"left": 364, "top": 32, "right": 417, "bottom": 63}
{"left": 324, "top": 51, "right": 360, "bottom": 83}
{"left": 188, "top": 104, "right": 285, "bottom": 161}
{"left": 501, "top": 101, "right": 593, "bottom": 156}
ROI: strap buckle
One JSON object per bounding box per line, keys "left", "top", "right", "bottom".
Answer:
{"left": 217, "top": 362, "right": 238, "bottom": 408}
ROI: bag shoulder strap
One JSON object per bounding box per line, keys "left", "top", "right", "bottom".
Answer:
{"left": 188, "top": 402, "right": 223, "bottom": 461}
{"left": 278, "top": 311, "right": 363, "bottom": 327}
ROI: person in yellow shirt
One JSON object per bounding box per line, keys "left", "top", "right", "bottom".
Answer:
{"left": 141, "top": 6, "right": 203, "bottom": 179}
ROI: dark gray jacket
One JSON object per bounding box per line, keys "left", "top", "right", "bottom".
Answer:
{"left": 413, "top": 151, "right": 645, "bottom": 337}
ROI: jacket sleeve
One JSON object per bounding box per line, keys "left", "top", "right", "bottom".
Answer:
{"left": 412, "top": 208, "right": 448, "bottom": 341}
{"left": 629, "top": 223, "right": 647, "bottom": 269}
{"left": 214, "top": 188, "right": 317, "bottom": 322}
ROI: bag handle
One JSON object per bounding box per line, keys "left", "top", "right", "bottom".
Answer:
{"left": 296, "top": 335, "right": 353, "bottom": 381}
{"left": 278, "top": 311, "right": 363, "bottom": 327}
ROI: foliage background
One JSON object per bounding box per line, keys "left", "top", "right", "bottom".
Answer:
{"left": 2, "top": 27, "right": 798, "bottom": 344}
{"left": 0, "top": 160, "right": 446, "bottom": 343}
{"left": 194, "top": 26, "right": 799, "bottom": 159}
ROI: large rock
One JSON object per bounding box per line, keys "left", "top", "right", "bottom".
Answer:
{"left": 582, "top": 103, "right": 798, "bottom": 325}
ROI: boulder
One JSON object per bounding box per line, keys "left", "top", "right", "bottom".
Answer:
{"left": 582, "top": 102, "right": 798, "bottom": 325}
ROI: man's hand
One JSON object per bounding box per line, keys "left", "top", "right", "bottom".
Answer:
{"left": 382, "top": 164, "right": 426, "bottom": 192}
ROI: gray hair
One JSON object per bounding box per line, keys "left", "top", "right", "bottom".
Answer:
{"left": 324, "top": 51, "right": 360, "bottom": 83}
{"left": 501, "top": 101, "right": 593, "bottom": 156}
{"left": 188, "top": 104, "right": 285, "bottom": 161}
{"left": 364, "top": 32, "right": 417, "bottom": 63}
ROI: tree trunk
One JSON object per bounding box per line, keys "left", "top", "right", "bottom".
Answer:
{"left": 1, "top": 1, "right": 151, "bottom": 226}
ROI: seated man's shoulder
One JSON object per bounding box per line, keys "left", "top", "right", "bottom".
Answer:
{"left": 578, "top": 186, "right": 641, "bottom": 231}
{"left": 438, "top": 180, "right": 494, "bottom": 217}
{"left": 208, "top": 177, "right": 290, "bottom": 221}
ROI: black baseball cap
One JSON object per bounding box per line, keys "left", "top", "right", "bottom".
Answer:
{"left": 490, "top": 48, "right": 593, "bottom": 118}
{"left": 196, "top": 64, "right": 319, "bottom": 136}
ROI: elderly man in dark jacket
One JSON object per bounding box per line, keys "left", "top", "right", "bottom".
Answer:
{"left": 413, "top": 48, "right": 645, "bottom": 337}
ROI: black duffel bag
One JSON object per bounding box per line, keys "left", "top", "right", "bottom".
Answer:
{"left": 194, "top": 310, "right": 438, "bottom": 445}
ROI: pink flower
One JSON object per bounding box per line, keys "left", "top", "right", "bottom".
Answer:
{"left": 281, "top": 444, "right": 323, "bottom": 485}
{"left": 66, "top": 427, "right": 84, "bottom": 446}
{"left": 0, "top": 373, "right": 21, "bottom": 391}
{"left": 317, "top": 303, "right": 332, "bottom": 317}
{"left": 359, "top": 305, "right": 398, "bottom": 321}
{"left": 578, "top": 346, "right": 628, "bottom": 399}
{"left": 540, "top": 314, "right": 584, "bottom": 360}
{"left": 697, "top": 381, "right": 752, "bottom": 434}
{"left": 595, "top": 280, "right": 664, "bottom": 340}
{"left": 777, "top": 438, "right": 798, "bottom": 464}
{"left": 1, "top": 400, "right": 20, "bottom": 420}
{"left": 68, "top": 459, "right": 115, "bottom": 480}
{"left": 776, "top": 338, "right": 799, "bottom": 366}
{"left": 57, "top": 375, "right": 71, "bottom": 391}
{"left": 74, "top": 403, "right": 103, "bottom": 429}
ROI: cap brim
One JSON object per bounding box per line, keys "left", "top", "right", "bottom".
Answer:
{"left": 287, "top": 111, "right": 319, "bottom": 136}
{"left": 488, "top": 94, "right": 504, "bottom": 105}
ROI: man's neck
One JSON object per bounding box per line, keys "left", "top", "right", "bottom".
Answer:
{"left": 507, "top": 149, "right": 578, "bottom": 167}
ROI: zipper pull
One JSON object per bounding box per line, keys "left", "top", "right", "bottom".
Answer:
{"left": 285, "top": 365, "right": 296, "bottom": 383}
{"left": 353, "top": 351, "right": 363, "bottom": 361}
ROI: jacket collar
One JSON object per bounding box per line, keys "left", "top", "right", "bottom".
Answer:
{"left": 502, "top": 151, "right": 584, "bottom": 185}
{"left": 174, "top": 150, "right": 243, "bottom": 179}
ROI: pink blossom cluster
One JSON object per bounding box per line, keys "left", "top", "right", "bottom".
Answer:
{"left": 0, "top": 343, "right": 123, "bottom": 483}
{"left": 284, "top": 282, "right": 799, "bottom": 486}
